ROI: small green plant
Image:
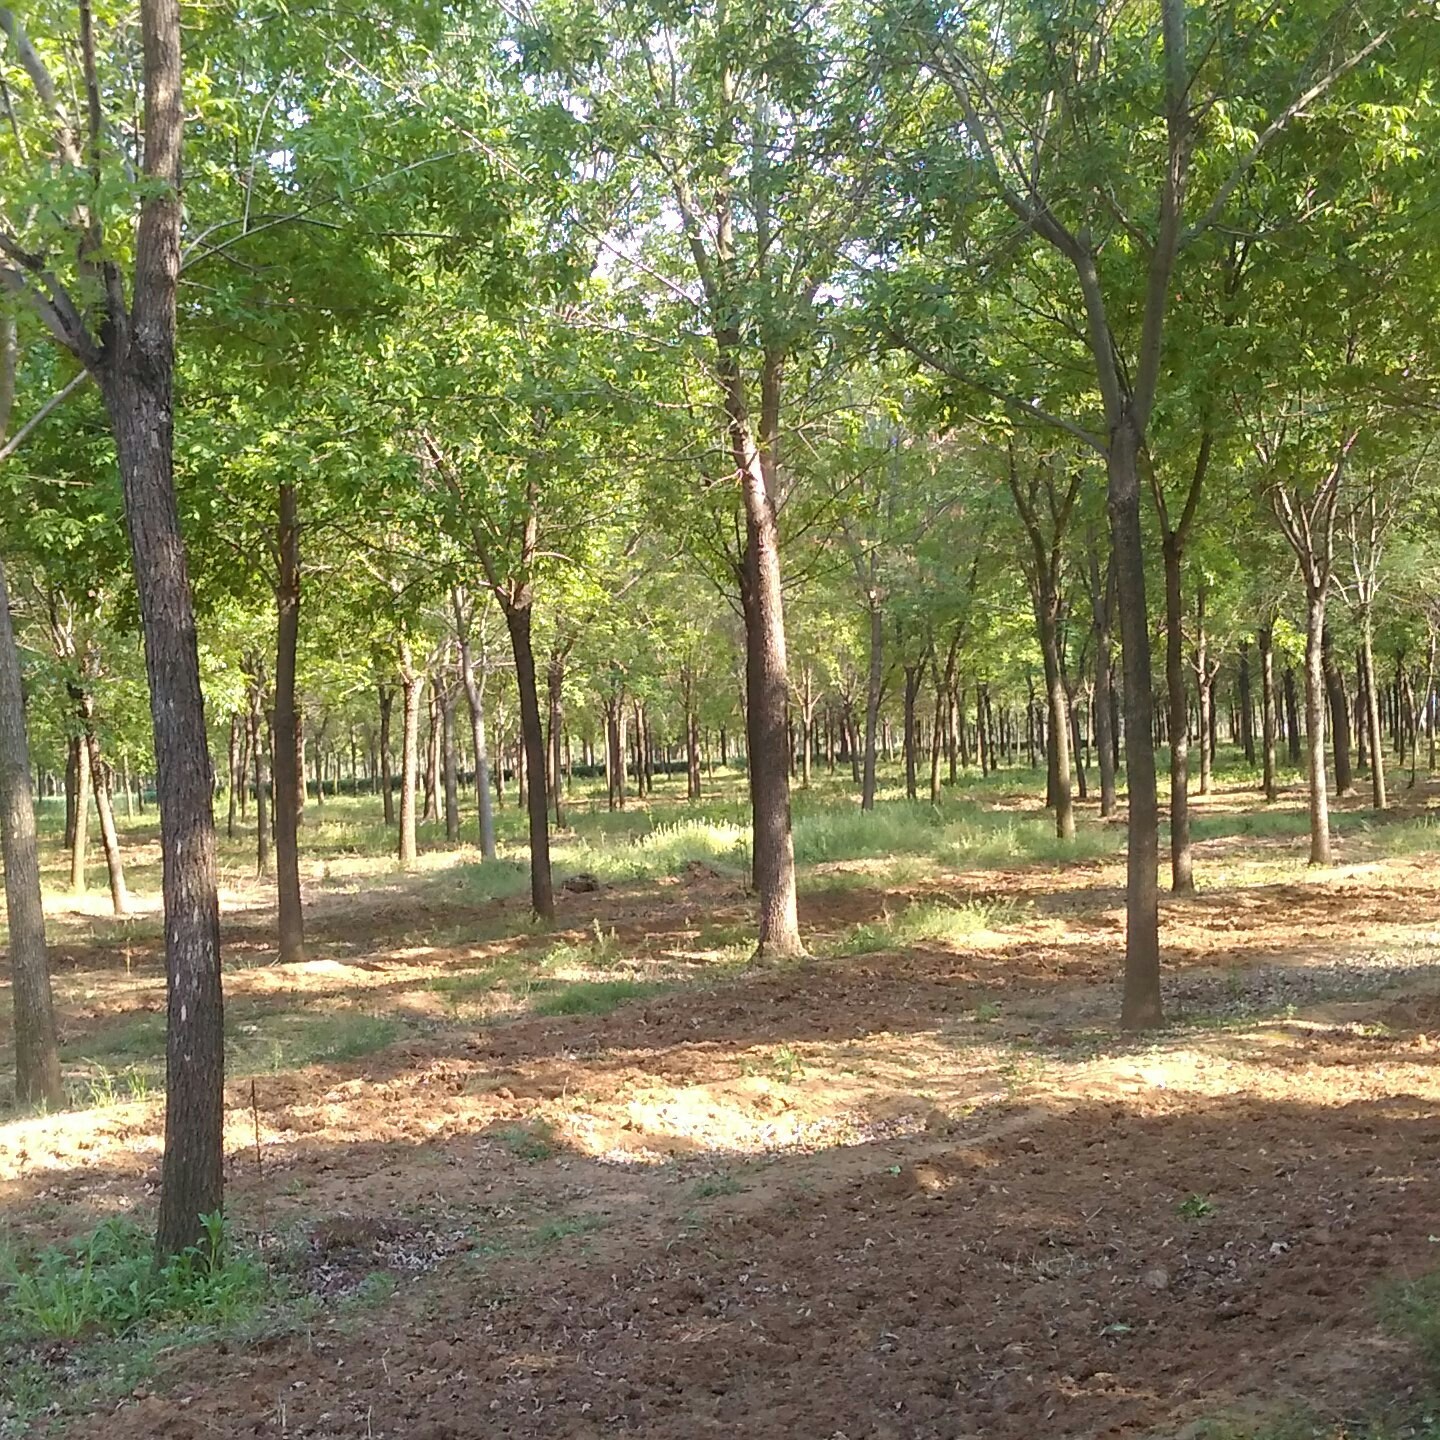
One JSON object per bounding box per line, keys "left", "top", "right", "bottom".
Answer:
{"left": 492, "top": 1119, "right": 559, "bottom": 1162}
{"left": 1178, "top": 1193, "right": 1216, "bottom": 1220}
{"left": 529, "top": 978, "right": 665, "bottom": 1017}
{"left": 689, "top": 1173, "right": 745, "bottom": 1200}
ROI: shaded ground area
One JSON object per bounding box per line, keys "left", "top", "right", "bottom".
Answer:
{"left": 4, "top": 775, "right": 1440, "bottom": 1437}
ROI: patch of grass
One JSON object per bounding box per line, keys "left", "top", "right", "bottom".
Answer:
{"left": 0, "top": 1213, "right": 270, "bottom": 1344}
{"left": 690, "top": 1173, "right": 745, "bottom": 1200}
{"left": 71, "top": 1061, "right": 157, "bottom": 1108}
{"left": 64, "top": 1011, "right": 166, "bottom": 1065}
{"left": 529, "top": 977, "right": 667, "bottom": 1017}
{"left": 228, "top": 1011, "right": 402, "bottom": 1074}
{"left": 491, "top": 1119, "right": 560, "bottom": 1162}
{"left": 1178, "top": 1192, "right": 1216, "bottom": 1220}
{"left": 934, "top": 813, "right": 1119, "bottom": 868}
{"left": 835, "top": 896, "right": 1021, "bottom": 956}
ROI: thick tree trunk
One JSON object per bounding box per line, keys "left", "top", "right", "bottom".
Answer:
{"left": 1108, "top": 421, "right": 1162, "bottom": 1029}
{"left": 502, "top": 603, "right": 554, "bottom": 922}
{"left": 378, "top": 685, "right": 395, "bottom": 825}
{"left": 1360, "top": 614, "right": 1387, "bottom": 811}
{"left": 861, "top": 600, "right": 882, "bottom": 810}
{"left": 70, "top": 726, "right": 91, "bottom": 893}
{"left": 1303, "top": 592, "right": 1332, "bottom": 864}
{"left": 1161, "top": 536, "right": 1192, "bottom": 893}
{"left": 272, "top": 482, "right": 304, "bottom": 965}
{"left": 1322, "top": 623, "right": 1352, "bottom": 797}
{"left": 397, "top": 648, "right": 421, "bottom": 868}
{"left": 0, "top": 557, "right": 62, "bottom": 1107}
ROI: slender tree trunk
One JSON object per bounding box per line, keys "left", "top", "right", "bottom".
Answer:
{"left": 440, "top": 680, "right": 459, "bottom": 844}
{"left": 1360, "top": 613, "right": 1387, "bottom": 811}
{"left": 1109, "top": 421, "right": 1163, "bottom": 1028}
{"left": 1238, "top": 641, "right": 1255, "bottom": 765}
{"left": 378, "top": 684, "right": 395, "bottom": 825}
{"left": 1194, "top": 585, "right": 1213, "bottom": 798}
{"left": 64, "top": 734, "right": 78, "bottom": 850}
{"left": 547, "top": 651, "right": 566, "bottom": 830}
{"left": 397, "top": 647, "right": 421, "bottom": 868}
{"left": 1162, "top": 535, "right": 1193, "bottom": 892}
{"left": 1259, "top": 623, "right": 1279, "bottom": 801}
{"left": 454, "top": 616, "right": 496, "bottom": 858}
{"left": 82, "top": 721, "right": 130, "bottom": 916}
{"left": 70, "top": 728, "right": 90, "bottom": 893}
{"left": 248, "top": 675, "right": 270, "bottom": 877}
{"left": 861, "top": 599, "right": 883, "bottom": 810}
{"left": 502, "top": 602, "right": 554, "bottom": 922}
{"left": 1302, "top": 591, "right": 1332, "bottom": 864}
{"left": 272, "top": 482, "right": 304, "bottom": 965}
{"left": 226, "top": 713, "right": 239, "bottom": 839}
{"left": 1283, "top": 667, "right": 1302, "bottom": 763}
{"left": 1322, "top": 623, "right": 1352, "bottom": 797}
{"left": 422, "top": 682, "right": 439, "bottom": 824}
{"left": 1094, "top": 633, "right": 1117, "bottom": 818}
{"left": 903, "top": 662, "right": 921, "bottom": 801}
{"left": 1036, "top": 592, "right": 1076, "bottom": 841}
{"left": 0, "top": 557, "right": 62, "bottom": 1107}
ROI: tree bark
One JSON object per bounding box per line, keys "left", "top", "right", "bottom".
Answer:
{"left": 861, "top": 598, "right": 883, "bottom": 810}
{"left": 1162, "top": 535, "right": 1193, "bottom": 892}
{"left": 1360, "top": 613, "right": 1387, "bottom": 811}
{"left": 0, "top": 556, "right": 62, "bottom": 1107}
{"left": 1322, "top": 622, "right": 1352, "bottom": 797}
{"left": 74, "top": 698, "right": 130, "bottom": 917}
{"left": 70, "top": 722, "right": 90, "bottom": 893}
{"left": 1303, "top": 591, "right": 1332, "bottom": 864}
{"left": 1035, "top": 593, "right": 1075, "bottom": 840}
{"left": 1238, "top": 641, "right": 1255, "bottom": 765}
{"left": 378, "top": 683, "right": 395, "bottom": 825}
{"left": 1090, "top": 561, "right": 1118, "bottom": 819}
{"left": 1283, "top": 666, "right": 1302, "bottom": 763}
{"left": 1259, "top": 622, "right": 1278, "bottom": 801}
{"left": 502, "top": 602, "right": 554, "bottom": 922}
{"left": 226, "top": 713, "right": 239, "bottom": 839}
{"left": 272, "top": 482, "right": 304, "bottom": 965}
{"left": 903, "top": 661, "right": 921, "bottom": 801}
{"left": 454, "top": 608, "right": 496, "bottom": 857}
{"left": 248, "top": 669, "right": 270, "bottom": 876}
{"left": 1109, "top": 420, "right": 1163, "bottom": 1029}
{"left": 547, "top": 650, "right": 566, "bottom": 829}
{"left": 397, "top": 645, "right": 421, "bottom": 868}
{"left": 440, "top": 678, "right": 459, "bottom": 844}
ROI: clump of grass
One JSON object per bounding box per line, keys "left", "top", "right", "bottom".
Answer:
{"left": 72, "top": 1061, "right": 157, "bottom": 1108}
{"left": 560, "top": 819, "right": 749, "bottom": 883}
{"left": 836, "top": 897, "right": 1021, "bottom": 956}
{"left": 492, "top": 1119, "right": 559, "bottom": 1162}
{"left": 0, "top": 1213, "right": 270, "bottom": 1344}
{"left": 529, "top": 977, "right": 666, "bottom": 1017}
{"left": 793, "top": 805, "right": 947, "bottom": 864}
{"left": 228, "top": 1011, "right": 401, "bottom": 1074}
{"left": 934, "top": 813, "right": 1119, "bottom": 868}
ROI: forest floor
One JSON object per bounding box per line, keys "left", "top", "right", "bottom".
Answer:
{"left": 5, "top": 764, "right": 1440, "bottom": 1438}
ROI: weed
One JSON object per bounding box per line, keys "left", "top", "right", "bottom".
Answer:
{"left": 689, "top": 1173, "right": 745, "bottom": 1200}
{"left": 1179, "top": 1193, "right": 1216, "bottom": 1220}
{"left": 492, "top": 1119, "right": 559, "bottom": 1162}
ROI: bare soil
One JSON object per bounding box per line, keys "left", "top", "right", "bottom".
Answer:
{"left": 5, "top": 789, "right": 1440, "bottom": 1438}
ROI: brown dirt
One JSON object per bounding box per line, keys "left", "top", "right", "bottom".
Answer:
{"left": 6, "top": 801, "right": 1440, "bottom": 1438}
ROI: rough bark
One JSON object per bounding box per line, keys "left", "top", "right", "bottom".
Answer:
{"left": 272, "top": 482, "right": 304, "bottom": 965}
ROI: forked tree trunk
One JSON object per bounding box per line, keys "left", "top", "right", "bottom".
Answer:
{"left": 1109, "top": 420, "right": 1162, "bottom": 1029}
{"left": 0, "top": 557, "right": 62, "bottom": 1107}
{"left": 502, "top": 602, "right": 554, "bottom": 922}
{"left": 272, "top": 482, "right": 304, "bottom": 965}
{"left": 397, "top": 648, "right": 421, "bottom": 868}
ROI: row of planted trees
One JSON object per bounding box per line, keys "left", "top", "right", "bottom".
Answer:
{"left": 3, "top": 0, "right": 1437, "bottom": 1260}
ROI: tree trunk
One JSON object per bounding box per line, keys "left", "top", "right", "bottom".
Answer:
{"left": 422, "top": 682, "right": 439, "bottom": 823}
{"left": 1108, "top": 420, "right": 1162, "bottom": 1028}
{"left": 378, "top": 684, "right": 395, "bottom": 825}
{"left": 0, "top": 556, "right": 62, "bottom": 1107}
{"left": 80, "top": 715, "right": 130, "bottom": 916}
{"left": 547, "top": 651, "right": 566, "bottom": 829}
{"left": 1302, "top": 591, "right": 1332, "bottom": 864}
{"left": 1258, "top": 623, "right": 1279, "bottom": 801}
{"left": 903, "top": 662, "right": 921, "bottom": 801}
{"left": 70, "top": 724, "right": 91, "bottom": 893}
{"left": 1194, "top": 584, "right": 1213, "bottom": 798}
{"left": 1238, "top": 641, "right": 1255, "bottom": 764}
{"left": 502, "top": 602, "right": 554, "bottom": 922}
{"left": 440, "top": 680, "right": 459, "bottom": 844}
{"left": 63, "top": 736, "right": 78, "bottom": 851}
{"left": 1283, "top": 667, "right": 1302, "bottom": 763}
{"left": 272, "top": 482, "right": 304, "bottom": 965}
{"left": 1360, "top": 613, "right": 1387, "bottom": 811}
{"left": 1094, "top": 631, "right": 1117, "bottom": 818}
{"left": 1162, "top": 535, "right": 1193, "bottom": 893}
{"left": 1322, "top": 623, "right": 1352, "bottom": 797}
{"left": 397, "top": 647, "right": 421, "bottom": 868}
{"left": 226, "top": 713, "right": 240, "bottom": 839}
{"left": 861, "top": 599, "right": 883, "bottom": 810}
{"left": 454, "top": 615, "right": 496, "bottom": 858}
{"left": 248, "top": 675, "right": 270, "bottom": 876}
{"left": 1035, "top": 590, "right": 1076, "bottom": 841}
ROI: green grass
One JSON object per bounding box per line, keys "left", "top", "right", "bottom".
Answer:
{"left": 228, "top": 1011, "right": 402, "bottom": 1073}
{"left": 529, "top": 977, "right": 668, "bottom": 1017}
{"left": 491, "top": 1119, "right": 560, "bottom": 1162}
{"left": 834, "top": 896, "right": 1022, "bottom": 956}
